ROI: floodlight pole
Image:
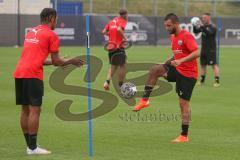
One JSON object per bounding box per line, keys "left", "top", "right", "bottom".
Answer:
{"left": 89, "top": 0, "right": 93, "bottom": 14}
{"left": 17, "top": 0, "right": 20, "bottom": 46}
{"left": 184, "top": 0, "right": 189, "bottom": 17}
{"left": 122, "top": 0, "right": 126, "bottom": 8}
{"left": 153, "top": 0, "right": 158, "bottom": 16}
{"left": 212, "top": 0, "right": 217, "bottom": 17}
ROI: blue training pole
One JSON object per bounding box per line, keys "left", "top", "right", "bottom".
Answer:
{"left": 217, "top": 17, "right": 221, "bottom": 66}
{"left": 86, "top": 15, "right": 93, "bottom": 159}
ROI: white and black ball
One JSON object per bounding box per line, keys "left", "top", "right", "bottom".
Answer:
{"left": 191, "top": 17, "right": 201, "bottom": 26}
{"left": 120, "top": 82, "right": 137, "bottom": 99}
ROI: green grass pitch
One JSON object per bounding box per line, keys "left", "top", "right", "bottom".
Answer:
{"left": 0, "top": 46, "right": 239, "bottom": 160}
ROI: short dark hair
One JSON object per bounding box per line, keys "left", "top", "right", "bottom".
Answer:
{"left": 203, "top": 13, "right": 211, "bottom": 16}
{"left": 40, "top": 8, "right": 57, "bottom": 24}
{"left": 164, "top": 13, "right": 179, "bottom": 23}
{"left": 119, "top": 8, "right": 128, "bottom": 16}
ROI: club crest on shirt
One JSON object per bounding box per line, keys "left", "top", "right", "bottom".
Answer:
{"left": 178, "top": 40, "right": 183, "bottom": 46}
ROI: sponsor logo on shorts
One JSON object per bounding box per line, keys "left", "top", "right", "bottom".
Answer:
{"left": 179, "top": 90, "right": 183, "bottom": 96}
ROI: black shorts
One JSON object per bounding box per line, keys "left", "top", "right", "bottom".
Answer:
{"left": 15, "top": 78, "right": 44, "bottom": 106}
{"left": 108, "top": 49, "right": 126, "bottom": 66}
{"left": 200, "top": 51, "right": 217, "bottom": 65}
{"left": 164, "top": 65, "right": 197, "bottom": 101}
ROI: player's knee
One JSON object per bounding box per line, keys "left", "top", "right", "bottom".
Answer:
{"left": 149, "top": 64, "right": 165, "bottom": 77}
{"left": 30, "top": 107, "right": 41, "bottom": 114}
{"left": 22, "top": 105, "right": 30, "bottom": 113}
{"left": 213, "top": 64, "right": 219, "bottom": 69}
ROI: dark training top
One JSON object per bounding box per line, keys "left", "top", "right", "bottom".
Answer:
{"left": 193, "top": 23, "right": 217, "bottom": 55}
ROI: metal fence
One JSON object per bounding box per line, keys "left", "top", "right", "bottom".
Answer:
{"left": 79, "top": 0, "right": 240, "bottom": 17}
{"left": 0, "top": 0, "right": 240, "bottom": 16}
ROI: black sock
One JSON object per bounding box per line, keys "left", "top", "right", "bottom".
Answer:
{"left": 215, "top": 76, "right": 219, "bottom": 83}
{"left": 181, "top": 124, "right": 189, "bottom": 136}
{"left": 142, "top": 85, "right": 153, "bottom": 99}
{"left": 28, "top": 134, "right": 37, "bottom": 150}
{"left": 106, "top": 80, "right": 110, "bottom": 84}
{"left": 24, "top": 133, "right": 29, "bottom": 147}
{"left": 119, "top": 81, "right": 123, "bottom": 87}
{"left": 200, "top": 75, "right": 206, "bottom": 83}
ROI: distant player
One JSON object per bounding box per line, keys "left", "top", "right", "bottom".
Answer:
{"left": 13, "top": 8, "right": 84, "bottom": 155}
{"left": 133, "top": 13, "right": 200, "bottom": 143}
{"left": 193, "top": 13, "right": 220, "bottom": 87}
{"left": 102, "top": 8, "right": 128, "bottom": 90}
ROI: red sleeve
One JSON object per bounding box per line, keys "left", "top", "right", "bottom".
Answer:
{"left": 184, "top": 33, "right": 198, "bottom": 53}
{"left": 49, "top": 33, "right": 60, "bottom": 54}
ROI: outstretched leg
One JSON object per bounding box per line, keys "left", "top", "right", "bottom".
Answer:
{"left": 133, "top": 64, "right": 168, "bottom": 111}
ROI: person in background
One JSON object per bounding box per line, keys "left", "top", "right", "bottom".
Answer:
{"left": 193, "top": 13, "right": 220, "bottom": 87}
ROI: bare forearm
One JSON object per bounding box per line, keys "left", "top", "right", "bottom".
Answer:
{"left": 60, "top": 58, "right": 81, "bottom": 66}
{"left": 51, "top": 52, "right": 85, "bottom": 67}
{"left": 180, "top": 50, "right": 200, "bottom": 63}
{"left": 43, "top": 59, "right": 52, "bottom": 65}
{"left": 52, "top": 58, "right": 74, "bottom": 66}
{"left": 164, "top": 57, "right": 174, "bottom": 65}
{"left": 117, "top": 27, "right": 126, "bottom": 40}
{"left": 119, "top": 31, "right": 126, "bottom": 39}
{"left": 102, "top": 29, "right": 108, "bottom": 35}
{"left": 53, "top": 57, "right": 85, "bottom": 67}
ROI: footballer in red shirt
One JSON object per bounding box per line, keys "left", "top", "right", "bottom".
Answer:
{"left": 102, "top": 8, "right": 128, "bottom": 90}
{"left": 14, "top": 8, "right": 84, "bottom": 154}
{"left": 133, "top": 13, "right": 200, "bottom": 143}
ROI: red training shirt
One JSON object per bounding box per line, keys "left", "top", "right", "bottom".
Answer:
{"left": 13, "top": 25, "right": 60, "bottom": 81}
{"left": 171, "top": 30, "right": 198, "bottom": 79}
{"left": 104, "top": 17, "right": 127, "bottom": 48}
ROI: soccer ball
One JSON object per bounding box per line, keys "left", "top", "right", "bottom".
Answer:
{"left": 120, "top": 82, "right": 137, "bottom": 99}
{"left": 191, "top": 17, "right": 200, "bottom": 26}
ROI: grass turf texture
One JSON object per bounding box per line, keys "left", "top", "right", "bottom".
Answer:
{"left": 0, "top": 46, "right": 239, "bottom": 160}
